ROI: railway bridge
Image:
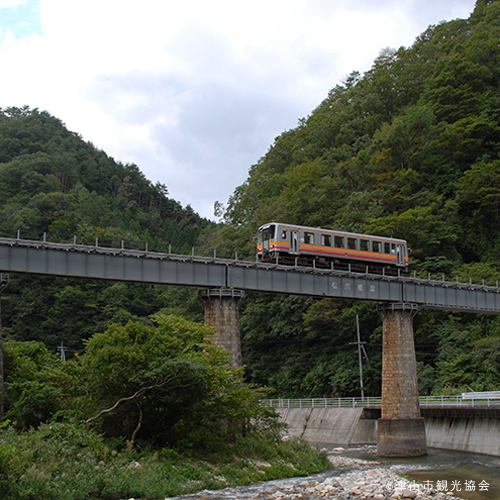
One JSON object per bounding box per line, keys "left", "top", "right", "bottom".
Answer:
{"left": 2, "top": 236, "right": 500, "bottom": 458}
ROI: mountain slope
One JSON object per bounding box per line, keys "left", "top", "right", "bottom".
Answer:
{"left": 217, "top": 0, "right": 500, "bottom": 397}
{"left": 0, "top": 106, "right": 210, "bottom": 250}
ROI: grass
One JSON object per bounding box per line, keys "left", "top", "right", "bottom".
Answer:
{"left": 0, "top": 421, "right": 332, "bottom": 500}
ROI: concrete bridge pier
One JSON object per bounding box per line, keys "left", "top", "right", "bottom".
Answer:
{"left": 377, "top": 302, "right": 427, "bottom": 457}
{"left": 199, "top": 288, "right": 245, "bottom": 368}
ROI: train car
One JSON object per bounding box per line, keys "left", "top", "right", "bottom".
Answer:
{"left": 256, "top": 222, "right": 408, "bottom": 272}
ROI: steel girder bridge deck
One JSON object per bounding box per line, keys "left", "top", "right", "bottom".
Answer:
{"left": 1, "top": 237, "right": 500, "bottom": 314}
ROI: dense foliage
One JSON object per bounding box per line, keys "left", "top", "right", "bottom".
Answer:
{"left": 0, "top": 106, "right": 207, "bottom": 248}
{"left": 0, "top": 421, "right": 329, "bottom": 500}
{"left": 2, "top": 316, "right": 276, "bottom": 445}
{"left": 214, "top": 0, "right": 500, "bottom": 397}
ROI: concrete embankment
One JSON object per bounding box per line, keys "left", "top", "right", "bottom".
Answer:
{"left": 423, "top": 407, "right": 500, "bottom": 456}
{"left": 277, "top": 406, "right": 500, "bottom": 456}
{"left": 277, "top": 407, "right": 377, "bottom": 445}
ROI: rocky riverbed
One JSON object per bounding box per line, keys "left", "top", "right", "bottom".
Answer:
{"left": 269, "top": 454, "right": 464, "bottom": 499}
{"left": 165, "top": 449, "right": 467, "bottom": 500}
{"left": 242, "top": 452, "right": 464, "bottom": 500}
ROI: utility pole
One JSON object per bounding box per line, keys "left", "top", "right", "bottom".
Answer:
{"left": 356, "top": 315, "right": 364, "bottom": 399}
{"left": 0, "top": 274, "right": 9, "bottom": 418}
{"left": 57, "top": 342, "right": 67, "bottom": 362}
{"left": 350, "top": 314, "right": 370, "bottom": 400}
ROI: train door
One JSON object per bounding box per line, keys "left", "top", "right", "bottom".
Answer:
{"left": 291, "top": 230, "right": 299, "bottom": 254}
{"left": 395, "top": 243, "right": 405, "bottom": 266}
{"left": 263, "top": 232, "right": 270, "bottom": 252}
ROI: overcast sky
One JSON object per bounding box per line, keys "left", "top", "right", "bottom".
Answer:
{"left": 0, "top": 0, "right": 476, "bottom": 220}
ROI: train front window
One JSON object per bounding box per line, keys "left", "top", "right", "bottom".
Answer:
{"left": 260, "top": 225, "right": 275, "bottom": 242}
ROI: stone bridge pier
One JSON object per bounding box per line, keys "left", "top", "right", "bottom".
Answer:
{"left": 377, "top": 302, "right": 427, "bottom": 457}
{"left": 199, "top": 288, "right": 245, "bottom": 368}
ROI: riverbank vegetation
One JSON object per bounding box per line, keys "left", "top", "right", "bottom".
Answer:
{"left": 0, "top": 316, "right": 330, "bottom": 500}
{"left": 0, "top": 421, "right": 329, "bottom": 500}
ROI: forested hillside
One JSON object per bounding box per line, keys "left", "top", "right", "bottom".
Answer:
{"left": 0, "top": 106, "right": 212, "bottom": 350}
{"left": 214, "top": 0, "right": 500, "bottom": 397}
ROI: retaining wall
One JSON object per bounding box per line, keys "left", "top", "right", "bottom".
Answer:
{"left": 277, "top": 407, "right": 374, "bottom": 445}
{"left": 276, "top": 406, "right": 500, "bottom": 456}
{"left": 423, "top": 408, "right": 500, "bottom": 456}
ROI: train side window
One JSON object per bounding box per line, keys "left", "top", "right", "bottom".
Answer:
{"left": 360, "top": 239, "right": 369, "bottom": 251}
{"left": 373, "top": 241, "right": 382, "bottom": 253}
{"left": 334, "top": 235, "right": 344, "bottom": 248}
{"left": 384, "top": 242, "right": 391, "bottom": 254}
{"left": 347, "top": 237, "right": 357, "bottom": 250}
{"left": 305, "top": 232, "right": 315, "bottom": 245}
{"left": 322, "top": 234, "right": 331, "bottom": 247}
{"left": 281, "top": 230, "right": 287, "bottom": 240}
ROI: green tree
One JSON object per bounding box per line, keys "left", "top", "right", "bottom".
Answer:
{"left": 2, "top": 340, "right": 63, "bottom": 429}
{"left": 77, "top": 314, "right": 273, "bottom": 448}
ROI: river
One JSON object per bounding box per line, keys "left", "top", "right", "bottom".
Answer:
{"left": 387, "top": 448, "right": 500, "bottom": 500}
{"left": 164, "top": 445, "right": 500, "bottom": 500}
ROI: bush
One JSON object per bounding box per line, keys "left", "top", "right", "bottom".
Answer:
{"left": 6, "top": 381, "right": 60, "bottom": 430}
{"left": 2, "top": 340, "right": 63, "bottom": 429}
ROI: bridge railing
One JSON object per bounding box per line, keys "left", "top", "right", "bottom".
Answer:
{"left": 261, "top": 395, "right": 500, "bottom": 408}
{"left": 261, "top": 397, "right": 382, "bottom": 408}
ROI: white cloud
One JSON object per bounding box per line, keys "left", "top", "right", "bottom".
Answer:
{"left": 0, "top": 0, "right": 477, "bottom": 218}
{"left": 0, "top": 0, "right": 26, "bottom": 8}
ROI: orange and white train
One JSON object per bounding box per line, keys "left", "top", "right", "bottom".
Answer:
{"left": 257, "top": 222, "right": 409, "bottom": 272}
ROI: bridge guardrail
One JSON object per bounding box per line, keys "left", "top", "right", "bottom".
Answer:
{"left": 462, "top": 391, "right": 500, "bottom": 399}
{"left": 261, "top": 395, "right": 500, "bottom": 408}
